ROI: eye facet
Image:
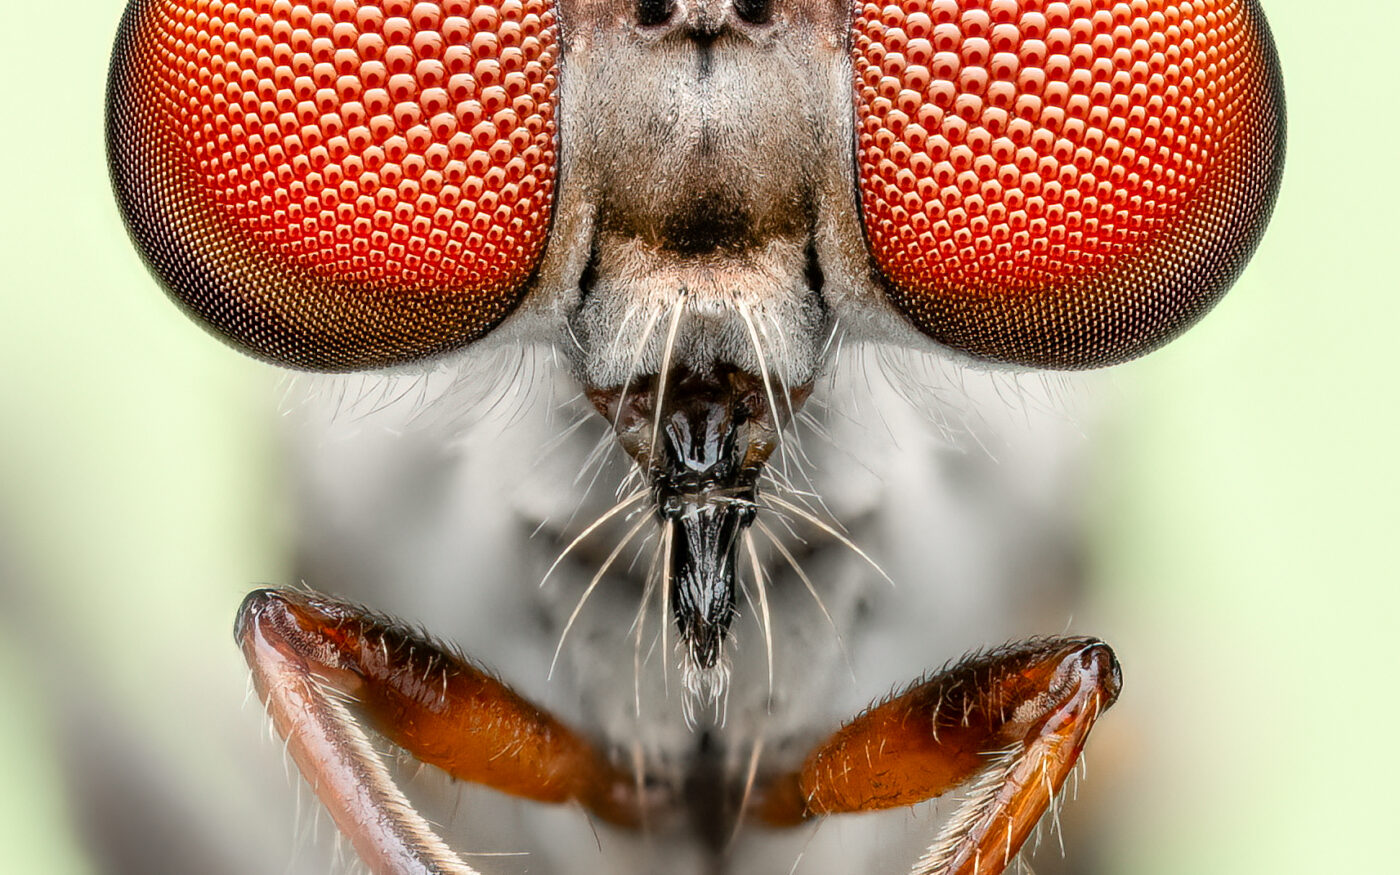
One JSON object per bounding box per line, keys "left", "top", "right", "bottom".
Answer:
{"left": 107, "top": 0, "right": 560, "bottom": 371}
{"left": 854, "top": 0, "right": 1285, "bottom": 369}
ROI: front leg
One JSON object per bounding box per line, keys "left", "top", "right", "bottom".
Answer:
{"left": 235, "top": 587, "right": 647, "bottom": 875}
{"left": 237, "top": 587, "right": 1118, "bottom": 875}
{"left": 759, "top": 638, "right": 1121, "bottom": 875}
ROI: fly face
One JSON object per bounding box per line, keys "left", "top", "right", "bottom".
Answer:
{"left": 552, "top": 0, "right": 852, "bottom": 697}
{"left": 106, "top": 1, "right": 1284, "bottom": 873}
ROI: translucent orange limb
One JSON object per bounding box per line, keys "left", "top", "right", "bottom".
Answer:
{"left": 235, "top": 588, "right": 644, "bottom": 875}
{"left": 757, "top": 637, "right": 1121, "bottom": 875}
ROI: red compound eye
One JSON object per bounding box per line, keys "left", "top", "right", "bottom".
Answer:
{"left": 108, "top": 0, "right": 559, "bottom": 371}
{"left": 854, "top": 0, "right": 1284, "bottom": 369}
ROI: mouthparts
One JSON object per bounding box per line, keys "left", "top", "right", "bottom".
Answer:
{"left": 589, "top": 363, "right": 804, "bottom": 712}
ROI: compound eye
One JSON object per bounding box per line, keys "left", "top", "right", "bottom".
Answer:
{"left": 107, "top": 0, "right": 559, "bottom": 371}
{"left": 854, "top": 0, "right": 1284, "bottom": 369}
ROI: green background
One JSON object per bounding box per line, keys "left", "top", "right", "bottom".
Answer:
{"left": 1, "top": 1, "right": 1395, "bottom": 872}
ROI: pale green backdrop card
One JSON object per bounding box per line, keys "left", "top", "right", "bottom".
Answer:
{"left": 1, "top": 2, "right": 1394, "bottom": 873}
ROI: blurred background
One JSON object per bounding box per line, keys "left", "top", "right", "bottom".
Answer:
{"left": 1, "top": 1, "right": 1395, "bottom": 873}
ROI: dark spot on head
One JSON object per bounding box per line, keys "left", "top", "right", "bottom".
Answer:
{"left": 636, "top": 0, "right": 672, "bottom": 27}
{"left": 696, "top": 40, "right": 714, "bottom": 79}
{"left": 735, "top": 0, "right": 772, "bottom": 24}
{"left": 661, "top": 193, "right": 752, "bottom": 255}
{"left": 804, "top": 239, "right": 825, "bottom": 295}
{"left": 577, "top": 242, "right": 599, "bottom": 301}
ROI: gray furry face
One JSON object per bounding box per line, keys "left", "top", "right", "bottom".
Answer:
{"left": 539, "top": 0, "right": 879, "bottom": 393}
{"left": 519, "top": 1, "right": 897, "bottom": 689}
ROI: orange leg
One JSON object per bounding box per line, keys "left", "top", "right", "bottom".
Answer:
{"left": 238, "top": 589, "right": 1117, "bottom": 875}
{"left": 234, "top": 587, "right": 647, "bottom": 875}
{"left": 757, "top": 637, "right": 1121, "bottom": 875}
